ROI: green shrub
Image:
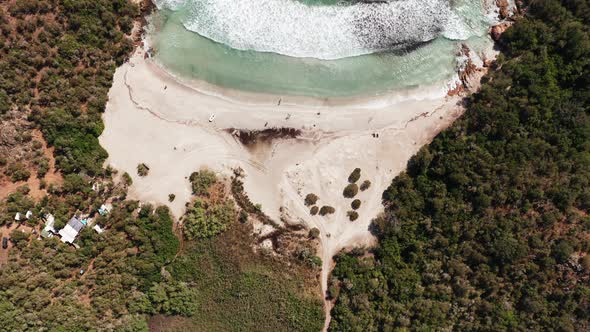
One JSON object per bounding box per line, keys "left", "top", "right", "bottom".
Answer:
{"left": 319, "top": 206, "right": 335, "bottom": 216}
{"left": 309, "top": 227, "right": 320, "bottom": 239}
{"left": 310, "top": 206, "right": 319, "bottom": 215}
{"left": 137, "top": 163, "right": 149, "bottom": 177}
{"left": 36, "top": 157, "right": 49, "bottom": 178}
{"left": 348, "top": 168, "right": 361, "bottom": 183}
{"left": 343, "top": 184, "right": 359, "bottom": 198}
{"left": 6, "top": 162, "right": 31, "bottom": 182}
{"left": 360, "top": 180, "right": 371, "bottom": 191}
{"left": 189, "top": 169, "right": 217, "bottom": 196}
{"left": 122, "top": 172, "right": 133, "bottom": 186}
{"left": 148, "top": 281, "right": 198, "bottom": 316}
{"left": 351, "top": 199, "right": 361, "bottom": 210}
{"left": 304, "top": 193, "right": 319, "bottom": 206}
{"left": 347, "top": 211, "right": 359, "bottom": 221}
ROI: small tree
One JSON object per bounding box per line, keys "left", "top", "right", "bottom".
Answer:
{"left": 360, "top": 180, "right": 371, "bottom": 191}
{"left": 343, "top": 184, "right": 359, "bottom": 198}
{"left": 319, "top": 206, "right": 335, "bottom": 216}
{"left": 351, "top": 199, "right": 361, "bottom": 210}
{"left": 168, "top": 194, "right": 176, "bottom": 202}
{"left": 304, "top": 193, "right": 319, "bottom": 206}
{"left": 137, "top": 163, "right": 149, "bottom": 177}
{"left": 348, "top": 168, "right": 361, "bottom": 183}
{"left": 347, "top": 211, "right": 359, "bottom": 221}
{"left": 122, "top": 172, "right": 133, "bottom": 186}
{"left": 310, "top": 206, "right": 319, "bottom": 216}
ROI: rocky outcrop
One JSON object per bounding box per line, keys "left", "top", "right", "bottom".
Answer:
{"left": 449, "top": 44, "right": 487, "bottom": 96}
{"left": 490, "top": 22, "right": 512, "bottom": 41}
{"left": 496, "top": 0, "right": 510, "bottom": 19}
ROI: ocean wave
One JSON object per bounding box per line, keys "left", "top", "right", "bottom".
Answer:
{"left": 154, "top": 0, "right": 487, "bottom": 60}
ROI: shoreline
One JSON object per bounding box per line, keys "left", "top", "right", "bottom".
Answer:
{"left": 144, "top": 50, "right": 462, "bottom": 109}
{"left": 142, "top": 0, "right": 502, "bottom": 107}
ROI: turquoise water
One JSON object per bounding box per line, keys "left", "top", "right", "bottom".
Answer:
{"left": 149, "top": 0, "right": 495, "bottom": 97}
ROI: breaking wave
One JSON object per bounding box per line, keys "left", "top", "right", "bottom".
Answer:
{"left": 154, "top": 0, "right": 485, "bottom": 60}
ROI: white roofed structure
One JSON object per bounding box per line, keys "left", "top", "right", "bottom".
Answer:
{"left": 58, "top": 217, "right": 85, "bottom": 244}
{"left": 93, "top": 225, "right": 104, "bottom": 234}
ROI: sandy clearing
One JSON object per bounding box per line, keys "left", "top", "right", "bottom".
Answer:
{"left": 100, "top": 48, "right": 484, "bottom": 329}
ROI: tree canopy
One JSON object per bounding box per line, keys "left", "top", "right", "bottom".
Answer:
{"left": 330, "top": 0, "right": 590, "bottom": 330}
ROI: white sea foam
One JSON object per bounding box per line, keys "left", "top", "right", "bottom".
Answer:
{"left": 154, "top": 0, "right": 488, "bottom": 60}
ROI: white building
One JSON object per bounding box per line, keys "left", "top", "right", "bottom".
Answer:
{"left": 59, "top": 217, "right": 85, "bottom": 244}
{"left": 93, "top": 225, "right": 104, "bottom": 234}
{"left": 41, "top": 214, "right": 56, "bottom": 239}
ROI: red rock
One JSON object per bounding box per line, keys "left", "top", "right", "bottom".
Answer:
{"left": 496, "top": 0, "right": 510, "bottom": 19}
{"left": 490, "top": 23, "right": 512, "bottom": 41}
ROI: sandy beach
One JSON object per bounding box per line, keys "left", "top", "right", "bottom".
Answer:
{"left": 100, "top": 47, "right": 485, "bottom": 328}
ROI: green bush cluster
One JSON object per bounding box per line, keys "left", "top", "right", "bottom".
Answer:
{"left": 189, "top": 169, "right": 217, "bottom": 196}
{"left": 5, "top": 162, "right": 31, "bottom": 182}
{"left": 183, "top": 199, "right": 236, "bottom": 240}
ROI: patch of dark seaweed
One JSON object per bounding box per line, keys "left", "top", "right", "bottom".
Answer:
{"left": 226, "top": 127, "right": 302, "bottom": 148}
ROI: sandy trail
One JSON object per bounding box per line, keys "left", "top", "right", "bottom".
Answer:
{"left": 100, "top": 49, "right": 474, "bottom": 329}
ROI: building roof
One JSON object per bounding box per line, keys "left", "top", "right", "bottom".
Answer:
{"left": 58, "top": 217, "right": 85, "bottom": 244}
{"left": 59, "top": 225, "right": 79, "bottom": 244}
{"left": 67, "top": 217, "right": 84, "bottom": 232}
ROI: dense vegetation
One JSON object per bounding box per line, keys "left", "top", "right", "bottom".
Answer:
{"left": 0, "top": 0, "right": 136, "bottom": 178}
{"left": 330, "top": 0, "right": 590, "bottom": 330}
{"left": 151, "top": 214, "right": 324, "bottom": 332}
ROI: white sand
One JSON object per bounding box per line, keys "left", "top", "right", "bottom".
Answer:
{"left": 100, "top": 48, "right": 481, "bottom": 328}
